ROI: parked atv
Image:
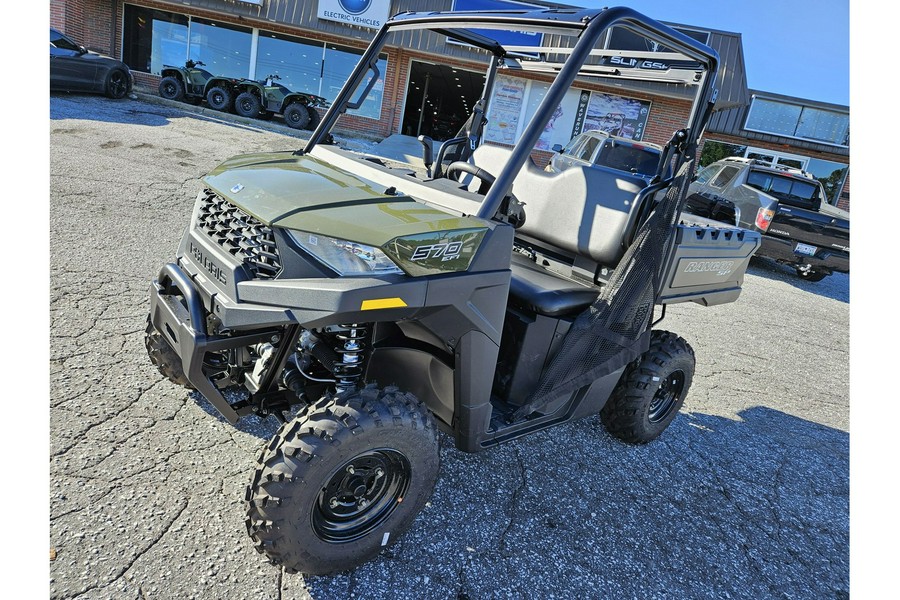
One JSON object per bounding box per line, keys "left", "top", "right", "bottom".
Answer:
{"left": 158, "top": 60, "right": 241, "bottom": 112}
{"left": 145, "top": 7, "right": 760, "bottom": 576}
{"left": 232, "top": 74, "right": 329, "bottom": 130}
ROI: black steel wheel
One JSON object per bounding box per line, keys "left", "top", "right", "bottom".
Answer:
{"left": 305, "top": 105, "right": 322, "bottom": 130}
{"left": 105, "top": 68, "right": 129, "bottom": 100}
{"left": 158, "top": 76, "right": 184, "bottom": 101}
{"left": 144, "top": 316, "right": 193, "bottom": 389}
{"left": 206, "top": 85, "right": 233, "bottom": 112}
{"left": 245, "top": 385, "right": 439, "bottom": 575}
{"left": 600, "top": 330, "right": 694, "bottom": 444}
{"left": 283, "top": 102, "right": 310, "bottom": 129}
{"left": 235, "top": 91, "right": 263, "bottom": 118}
{"left": 312, "top": 449, "right": 411, "bottom": 543}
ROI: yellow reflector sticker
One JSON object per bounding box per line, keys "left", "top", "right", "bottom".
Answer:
{"left": 361, "top": 298, "right": 407, "bottom": 310}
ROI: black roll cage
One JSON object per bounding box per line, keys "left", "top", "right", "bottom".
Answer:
{"left": 301, "top": 6, "right": 719, "bottom": 222}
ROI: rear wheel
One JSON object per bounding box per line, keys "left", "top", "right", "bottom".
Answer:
{"left": 206, "top": 86, "right": 233, "bottom": 112}
{"left": 601, "top": 330, "right": 694, "bottom": 444}
{"left": 105, "top": 68, "right": 129, "bottom": 100}
{"left": 245, "top": 385, "right": 439, "bottom": 575}
{"left": 158, "top": 76, "right": 185, "bottom": 101}
{"left": 235, "top": 91, "right": 263, "bottom": 118}
{"left": 283, "top": 103, "right": 310, "bottom": 129}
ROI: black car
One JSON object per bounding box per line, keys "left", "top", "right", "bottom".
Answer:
{"left": 50, "top": 28, "right": 133, "bottom": 99}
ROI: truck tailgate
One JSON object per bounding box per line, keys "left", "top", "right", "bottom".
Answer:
{"left": 769, "top": 205, "right": 849, "bottom": 252}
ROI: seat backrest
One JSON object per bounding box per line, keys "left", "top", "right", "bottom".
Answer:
{"left": 469, "top": 144, "right": 649, "bottom": 266}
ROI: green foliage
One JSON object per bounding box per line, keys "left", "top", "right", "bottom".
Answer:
{"left": 700, "top": 141, "right": 748, "bottom": 167}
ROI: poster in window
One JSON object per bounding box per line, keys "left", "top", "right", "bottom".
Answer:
{"left": 521, "top": 82, "right": 583, "bottom": 151}
{"left": 581, "top": 92, "right": 651, "bottom": 141}
{"left": 485, "top": 74, "right": 527, "bottom": 145}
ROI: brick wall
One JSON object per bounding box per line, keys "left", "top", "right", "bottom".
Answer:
{"left": 51, "top": 0, "right": 116, "bottom": 55}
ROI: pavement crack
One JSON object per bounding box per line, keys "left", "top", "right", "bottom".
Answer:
{"left": 497, "top": 445, "right": 526, "bottom": 558}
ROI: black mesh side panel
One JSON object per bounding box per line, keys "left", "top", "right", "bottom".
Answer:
{"left": 514, "top": 159, "right": 696, "bottom": 418}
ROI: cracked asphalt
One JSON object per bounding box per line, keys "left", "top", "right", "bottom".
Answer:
{"left": 49, "top": 94, "right": 849, "bottom": 599}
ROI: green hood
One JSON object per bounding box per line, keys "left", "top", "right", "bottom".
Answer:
{"left": 203, "top": 152, "right": 485, "bottom": 248}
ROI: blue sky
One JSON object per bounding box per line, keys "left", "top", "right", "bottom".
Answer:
{"left": 571, "top": 0, "right": 850, "bottom": 106}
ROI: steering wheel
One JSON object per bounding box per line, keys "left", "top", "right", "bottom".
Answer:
{"left": 446, "top": 161, "right": 495, "bottom": 195}
{"left": 446, "top": 161, "right": 526, "bottom": 228}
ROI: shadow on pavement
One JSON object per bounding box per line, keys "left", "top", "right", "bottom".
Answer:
{"left": 747, "top": 256, "right": 849, "bottom": 303}
{"left": 189, "top": 389, "right": 282, "bottom": 440}
{"left": 304, "top": 405, "right": 849, "bottom": 599}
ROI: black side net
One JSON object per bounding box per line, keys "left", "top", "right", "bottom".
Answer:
{"left": 511, "top": 157, "right": 697, "bottom": 421}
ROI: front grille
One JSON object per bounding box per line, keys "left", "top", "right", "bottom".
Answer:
{"left": 196, "top": 190, "right": 282, "bottom": 279}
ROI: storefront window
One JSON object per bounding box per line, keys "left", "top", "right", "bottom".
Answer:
{"left": 188, "top": 18, "right": 252, "bottom": 80}
{"left": 806, "top": 158, "right": 849, "bottom": 206}
{"left": 323, "top": 45, "right": 385, "bottom": 119}
{"left": 122, "top": 6, "right": 386, "bottom": 119}
{"left": 123, "top": 5, "right": 188, "bottom": 75}
{"left": 256, "top": 32, "right": 323, "bottom": 95}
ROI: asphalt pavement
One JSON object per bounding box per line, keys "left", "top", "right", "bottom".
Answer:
{"left": 48, "top": 93, "right": 849, "bottom": 600}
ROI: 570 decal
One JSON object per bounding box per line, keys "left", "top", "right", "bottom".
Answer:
{"left": 411, "top": 241, "right": 463, "bottom": 262}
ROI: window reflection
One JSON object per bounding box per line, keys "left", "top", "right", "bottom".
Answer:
{"left": 256, "top": 32, "right": 322, "bottom": 94}
{"left": 122, "top": 7, "right": 387, "bottom": 120}
{"left": 123, "top": 6, "right": 188, "bottom": 75}
{"left": 745, "top": 97, "right": 849, "bottom": 147}
{"left": 323, "top": 45, "right": 386, "bottom": 119}
{"left": 188, "top": 18, "right": 252, "bottom": 80}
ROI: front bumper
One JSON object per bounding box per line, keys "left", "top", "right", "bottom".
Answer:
{"left": 149, "top": 262, "right": 284, "bottom": 423}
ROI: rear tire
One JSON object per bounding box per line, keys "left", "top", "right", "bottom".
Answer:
{"left": 234, "top": 91, "right": 263, "bottom": 118}
{"left": 601, "top": 330, "right": 694, "bottom": 444}
{"left": 245, "top": 385, "right": 439, "bottom": 575}
{"left": 105, "top": 68, "right": 129, "bottom": 100}
{"left": 283, "top": 103, "right": 310, "bottom": 129}
{"left": 206, "top": 86, "right": 233, "bottom": 112}
{"left": 158, "top": 76, "right": 185, "bottom": 101}
{"left": 144, "top": 317, "right": 193, "bottom": 389}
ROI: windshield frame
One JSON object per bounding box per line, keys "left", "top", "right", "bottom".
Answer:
{"left": 303, "top": 6, "right": 720, "bottom": 220}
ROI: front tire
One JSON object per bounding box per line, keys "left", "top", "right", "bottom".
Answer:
{"left": 206, "top": 86, "right": 233, "bottom": 112}
{"left": 601, "top": 330, "right": 694, "bottom": 444}
{"left": 144, "top": 317, "right": 193, "bottom": 389}
{"left": 245, "top": 385, "right": 439, "bottom": 575}
{"left": 105, "top": 68, "right": 129, "bottom": 100}
{"left": 283, "top": 103, "right": 310, "bottom": 129}
{"left": 158, "top": 76, "right": 185, "bottom": 101}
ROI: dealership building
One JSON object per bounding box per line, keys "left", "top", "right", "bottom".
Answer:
{"left": 50, "top": 0, "right": 850, "bottom": 209}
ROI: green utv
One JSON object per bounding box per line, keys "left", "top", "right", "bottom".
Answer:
{"left": 232, "top": 74, "right": 329, "bottom": 130}
{"left": 145, "top": 7, "right": 760, "bottom": 575}
{"left": 158, "top": 59, "right": 240, "bottom": 112}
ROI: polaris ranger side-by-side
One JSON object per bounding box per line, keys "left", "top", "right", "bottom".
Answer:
{"left": 145, "top": 7, "right": 761, "bottom": 575}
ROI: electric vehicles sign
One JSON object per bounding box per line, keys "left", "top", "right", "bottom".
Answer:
{"left": 317, "top": 0, "right": 390, "bottom": 29}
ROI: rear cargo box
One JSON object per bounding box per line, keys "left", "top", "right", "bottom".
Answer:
{"left": 659, "top": 224, "right": 760, "bottom": 306}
